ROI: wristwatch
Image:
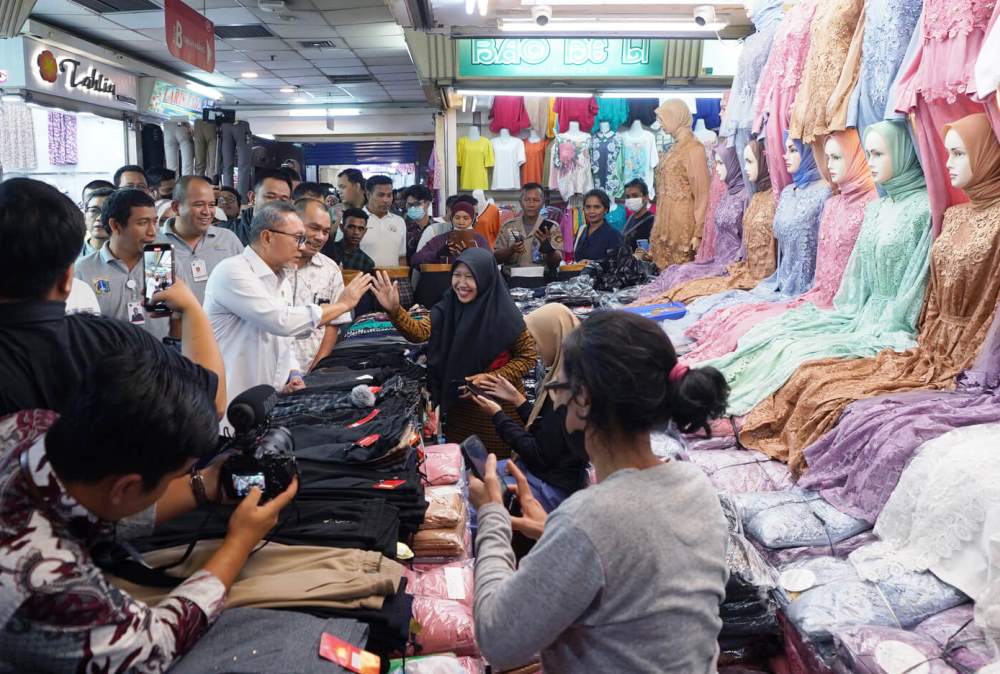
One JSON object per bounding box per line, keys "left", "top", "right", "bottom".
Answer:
{"left": 189, "top": 467, "right": 210, "bottom": 508}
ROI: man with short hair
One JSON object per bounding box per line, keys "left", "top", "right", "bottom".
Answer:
{"left": 205, "top": 202, "right": 372, "bottom": 417}
{"left": 325, "top": 207, "right": 376, "bottom": 273}
{"left": 494, "top": 183, "right": 563, "bottom": 274}
{"left": 160, "top": 176, "right": 244, "bottom": 305}
{"left": 221, "top": 169, "right": 293, "bottom": 246}
{"left": 362, "top": 175, "right": 407, "bottom": 268}
{"left": 280, "top": 166, "right": 302, "bottom": 193}
{"left": 81, "top": 179, "right": 114, "bottom": 207}
{"left": 622, "top": 178, "right": 655, "bottom": 252}
{"left": 114, "top": 164, "right": 150, "bottom": 192}
{"left": 337, "top": 168, "right": 366, "bottom": 210}
{"left": 291, "top": 181, "right": 327, "bottom": 202}
{"left": 403, "top": 184, "right": 446, "bottom": 262}
{"left": 0, "top": 177, "right": 227, "bottom": 416}
{"left": 80, "top": 186, "right": 115, "bottom": 258}
{"left": 284, "top": 198, "right": 351, "bottom": 370}
{"left": 76, "top": 189, "right": 171, "bottom": 340}
{"left": 217, "top": 185, "right": 242, "bottom": 221}
{"left": 148, "top": 167, "right": 177, "bottom": 201}
{"left": 0, "top": 351, "right": 296, "bottom": 673}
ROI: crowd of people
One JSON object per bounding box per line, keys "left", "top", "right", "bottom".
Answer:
{"left": 0, "top": 160, "right": 733, "bottom": 674}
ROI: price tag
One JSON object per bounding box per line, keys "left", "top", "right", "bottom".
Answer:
{"left": 319, "top": 633, "right": 380, "bottom": 674}
{"left": 779, "top": 568, "right": 816, "bottom": 593}
{"left": 444, "top": 566, "right": 466, "bottom": 600}
{"left": 873, "top": 640, "right": 930, "bottom": 674}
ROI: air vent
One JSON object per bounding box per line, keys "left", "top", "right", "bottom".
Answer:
{"left": 326, "top": 74, "right": 374, "bottom": 84}
{"left": 299, "top": 40, "right": 338, "bottom": 49}
{"left": 70, "top": 0, "right": 159, "bottom": 12}
{"left": 214, "top": 24, "right": 275, "bottom": 39}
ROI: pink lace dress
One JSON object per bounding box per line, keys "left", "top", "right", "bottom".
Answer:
{"left": 695, "top": 175, "right": 726, "bottom": 263}
{"left": 684, "top": 188, "right": 876, "bottom": 363}
{"left": 750, "top": 0, "right": 819, "bottom": 196}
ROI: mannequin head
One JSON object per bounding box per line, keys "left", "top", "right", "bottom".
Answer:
{"left": 655, "top": 99, "right": 692, "bottom": 136}
{"left": 865, "top": 130, "right": 894, "bottom": 184}
{"left": 825, "top": 136, "right": 847, "bottom": 184}
{"left": 944, "top": 129, "right": 973, "bottom": 189}
{"left": 743, "top": 144, "right": 759, "bottom": 183}
{"left": 714, "top": 154, "right": 728, "bottom": 182}
{"left": 784, "top": 138, "right": 802, "bottom": 175}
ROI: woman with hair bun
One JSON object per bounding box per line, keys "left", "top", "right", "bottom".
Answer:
{"left": 469, "top": 310, "right": 730, "bottom": 673}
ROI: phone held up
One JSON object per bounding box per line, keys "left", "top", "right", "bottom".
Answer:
{"left": 143, "top": 243, "right": 174, "bottom": 317}
{"left": 459, "top": 436, "right": 518, "bottom": 509}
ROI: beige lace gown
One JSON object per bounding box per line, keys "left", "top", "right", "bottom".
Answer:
{"left": 650, "top": 130, "right": 710, "bottom": 269}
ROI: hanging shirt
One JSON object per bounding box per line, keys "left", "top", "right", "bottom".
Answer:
{"left": 591, "top": 98, "right": 630, "bottom": 132}
{"left": 457, "top": 136, "right": 495, "bottom": 191}
{"left": 490, "top": 136, "right": 527, "bottom": 190}
{"left": 626, "top": 99, "right": 659, "bottom": 126}
{"left": 489, "top": 96, "right": 532, "bottom": 135}
{"left": 553, "top": 97, "right": 599, "bottom": 134}
{"left": 549, "top": 135, "right": 594, "bottom": 200}
{"left": 521, "top": 139, "right": 549, "bottom": 185}
{"left": 590, "top": 130, "right": 625, "bottom": 198}
{"left": 621, "top": 129, "right": 659, "bottom": 195}
{"left": 523, "top": 97, "right": 553, "bottom": 137}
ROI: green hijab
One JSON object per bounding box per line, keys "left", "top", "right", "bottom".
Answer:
{"left": 865, "top": 120, "right": 926, "bottom": 201}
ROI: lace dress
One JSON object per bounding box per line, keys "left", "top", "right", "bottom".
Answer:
{"left": 649, "top": 130, "right": 709, "bottom": 268}
{"left": 703, "top": 190, "right": 933, "bottom": 416}
{"left": 695, "top": 175, "right": 727, "bottom": 263}
{"left": 789, "top": 0, "right": 867, "bottom": 143}
{"left": 848, "top": 422, "right": 1000, "bottom": 601}
{"left": 720, "top": 14, "right": 781, "bottom": 139}
{"left": 751, "top": 0, "right": 819, "bottom": 195}
{"left": 685, "top": 188, "right": 875, "bottom": 363}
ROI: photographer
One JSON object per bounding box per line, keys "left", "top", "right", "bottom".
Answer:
{"left": 0, "top": 351, "right": 297, "bottom": 673}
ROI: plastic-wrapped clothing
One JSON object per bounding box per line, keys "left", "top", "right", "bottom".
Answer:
{"left": 422, "top": 443, "right": 463, "bottom": 486}
{"left": 781, "top": 553, "right": 968, "bottom": 641}
{"left": 756, "top": 531, "right": 878, "bottom": 569}
{"left": 403, "top": 560, "right": 475, "bottom": 609}
{"left": 686, "top": 447, "right": 793, "bottom": 494}
{"left": 735, "top": 487, "right": 871, "bottom": 549}
{"left": 169, "top": 608, "right": 368, "bottom": 674}
{"left": 580, "top": 246, "right": 659, "bottom": 291}
{"left": 388, "top": 656, "right": 485, "bottom": 674}
{"left": 410, "top": 597, "right": 479, "bottom": 657}
{"left": 916, "top": 604, "right": 997, "bottom": 672}
{"left": 833, "top": 624, "right": 963, "bottom": 674}
{"left": 420, "top": 486, "right": 467, "bottom": 530}
{"left": 413, "top": 517, "right": 468, "bottom": 559}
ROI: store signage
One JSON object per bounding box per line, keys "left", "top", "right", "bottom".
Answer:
{"left": 457, "top": 38, "right": 665, "bottom": 78}
{"left": 164, "top": 0, "right": 216, "bottom": 74}
{"left": 23, "top": 38, "right": 137, "bottom": 110}
{"left": 146, "top": 79, "right": 213, "bottom": 117}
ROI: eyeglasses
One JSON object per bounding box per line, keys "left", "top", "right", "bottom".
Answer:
{"left": 266, "top": 229, "right": 307, "bottom": 247}
{"left": 543, "top": 380, "right": 571, "bottom": 392}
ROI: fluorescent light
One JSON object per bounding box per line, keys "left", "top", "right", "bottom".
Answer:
{"left": 186, "top": 81, "right": 223, "bottom": 100}
{"left": 1, "top": 93, "right": 24, "bottom": 102}
{"left": 257, "top": 133, "right": 276, "bottom": 139}
{"left": 455, "top": 88, "right": 592, "bottom": 98}
{"left": 498, "top": 17, "right": 727, "bottom": 32}
{"left": 478, "top": 0, "right": 488, "bottom": 16}
{"left": 240, "top": 71, "right": 258, "bottom": 78}
{"left": 288, "top": 107, "right": 362, "bottom": 117}
{"left": 280, "top": 87, "right": 296, "bottom": 93}
{"left": 294, "top": 97, "right": 306, "bottom": 103}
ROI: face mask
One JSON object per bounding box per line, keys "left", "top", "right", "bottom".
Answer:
{"left": 624, "top": 197, "right": 644, "bottom": 211}
{"left": 543, "top": 404, "right": 588, "bottom": 460}
{"left": 406, "top": 205, "right": 425, "bottom": 220}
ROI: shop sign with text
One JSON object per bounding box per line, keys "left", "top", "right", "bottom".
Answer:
{"left": 24, "top": 38, "right": 137, "bottom": 110}
{"left": 457, "top": 38, "right": 665, "bottom": 78}
{"left": 145, "top": 79, "right": 213, "bottom": 117}
{"left": 164, "top": 0, "right": 215, "bottom": 73}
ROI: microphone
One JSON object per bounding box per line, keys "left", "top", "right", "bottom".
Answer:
{"left": 350, "top": 385, "right": 377, "bottom": 408}
{"left": 227, "top": 385, "right": 278, "bottom": 434}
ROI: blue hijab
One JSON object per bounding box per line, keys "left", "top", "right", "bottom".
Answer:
{"left": 752, "top": 0, "right": 784, "bottom": 32}
{"left": 783, "top": 131, "right": 821, "bottom": 188}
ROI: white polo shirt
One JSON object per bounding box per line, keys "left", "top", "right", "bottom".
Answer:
{"left": 360, "top": 209, "right": 407, "bottom": 268}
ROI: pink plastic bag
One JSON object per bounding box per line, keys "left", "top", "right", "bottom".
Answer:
{"left": 403, "top": 560, "right": 475, "bottom": 608}
{"left": 411, "top": 597, "right": 479, "bottom": 657}
{"left": 423, "top": 444, "right": 463, "bottom": 486}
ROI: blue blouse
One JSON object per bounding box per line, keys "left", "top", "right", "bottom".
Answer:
{"left": 574, "top": 223, "right": 624, "bottom": 262}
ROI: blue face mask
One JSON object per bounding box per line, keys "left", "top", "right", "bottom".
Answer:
{"left": 407, "top": 205, "right": 426, "bottom": 221}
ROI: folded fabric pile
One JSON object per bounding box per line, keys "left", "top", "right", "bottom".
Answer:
{"left": 413, "top": 485, "right": 470, "bottom": 560}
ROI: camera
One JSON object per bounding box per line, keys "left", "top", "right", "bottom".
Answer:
{"left": 202, "top": 107, "right": 236, "bottom": 124}
{"left": 531, "top": 5, "right": 552, "bottom": 26}
{"left": 693, "top": 5, "right": 716, "bottom": 26}
{"left": 220, "top": 385, "right": 298, "bottom": 502}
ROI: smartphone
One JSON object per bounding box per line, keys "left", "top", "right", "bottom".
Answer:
{"left": 459, "top": 436, "right": 517, "bottom": 491}
{"left": 143, "top": 243, "right": 174, "bottom": 316}
{"left": 463, "top": 378, "right": 495, "bottom": 401}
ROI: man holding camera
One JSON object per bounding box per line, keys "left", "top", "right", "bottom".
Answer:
{"left": 0, "top": 351, "right": 298, "bottom": 673}
{"left": 204, "top": 202, "right": 372, "bottom": 415}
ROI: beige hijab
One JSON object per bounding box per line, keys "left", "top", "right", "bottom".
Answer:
{"left": 656, "top": 99, "right": 694, "bottom": 137}
{"left": 524, "top": 303, "right": 580, "bottom": 426}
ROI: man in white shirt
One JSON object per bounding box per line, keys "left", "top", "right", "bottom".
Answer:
{"left": 361, "top": 175, "right": 407, "bottom": 268}
{"left": 204, "top": 202, "right": 372, "bottom": 414}
{"left": 282, "top": 197, "right": 351, "bottom": 371}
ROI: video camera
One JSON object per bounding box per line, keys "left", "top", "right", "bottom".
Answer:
{"left": 221, "top": 385, "right": 298, "bottom": 502}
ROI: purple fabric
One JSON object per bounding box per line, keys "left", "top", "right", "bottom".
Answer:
{"left": 915, "top": 604, "right": 995, "bottom": 672}
{"left": 798, "top": 301, "right": 1000, "bottom": 523}
{"left": 833, "top": 624, "right": 961, "bottom": 674}
{"left": 685, "top": 447, "right": 792, "bottom": 494}
{"left": 47, "top": 111, "right": 77, "bottom": 165}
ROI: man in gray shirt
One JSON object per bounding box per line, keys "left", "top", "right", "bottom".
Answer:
{"left": 75, "top": 188, "right": 170, "bottom": 341}
{"left": 159, "top": 176, "right": 244, "bottom": 305}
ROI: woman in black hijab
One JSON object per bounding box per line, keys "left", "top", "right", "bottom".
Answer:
{"left": 372, "top": 247, "right": 537, "bottom": 454}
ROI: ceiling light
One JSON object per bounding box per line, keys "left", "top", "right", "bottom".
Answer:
{"left": 186, "top": 81, "right": 223, "bottom": 100}
{"left": 477, "top": 0, "right": 488, "bottom": 16}
{"left": 257, "top": 133, "right": 276, "bottom": 139}
{"left": 498, "top": 17, "right": 727, "bottom": 32}
{"left": 455, "top": 88, "right": 592, "bottom": 98}
{"left": 288, "top": 107, "right": 362, "bottom": 117}
{"left": 280, "top": 87, "right": 296, "bottom": 93}
{"left": 1, "top": 93, "right": 24, "bottom": 102}
{"left": 241, "top": 71, "right": 259, "bottom": 78}
{"left": 294, "top": 97, "right": 306, "bottom": 103}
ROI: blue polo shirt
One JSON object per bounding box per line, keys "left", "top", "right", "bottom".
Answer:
{"left": 573, "top": 222, "right": 624, "bottom": 262}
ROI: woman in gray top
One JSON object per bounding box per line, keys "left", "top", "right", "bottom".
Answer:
{"left": 469, "top": 310, "right": 732, "bottom": 673}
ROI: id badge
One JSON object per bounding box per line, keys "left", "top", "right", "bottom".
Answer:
{"left": 191, "top": 258, "right": 209, "bottom": 282}
{"left": 127, "top": 301, "right": 145, "bottom": 325}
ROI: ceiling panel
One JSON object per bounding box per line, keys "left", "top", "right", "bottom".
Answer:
{"left": 180, "top": 0, "right": 242, "bottom": 8}
{"left": 306, "top": 52, "right": 359, "bottom": 63}
{"left": 352, "top": 47, "right": 408, "bottom": 57}
{"left": 309, "top": 0, "right": 386, "bottom": 9}
{"left": 222, "top": 37, "right": 290, "bottom": 50}
{"left": 32, "top": 0, "right": 94, "bottom": 14}
{"left": 214, "top": 50, "right": 255, "bottom": 61}
{"left": 337, "top": 21, "right": 402, "bottom": 36}
{"left": 367, "top": 64, "right": 412, "bottom": 74}
{"left": 267, "top": 66, "right": 322, "bottom": 75}
{"left": 361, "top": 55, "right": 412, "bottom": 66}
{"left": 376, "top": 72, "right": 419, "bottom": 82}
{"left": 105, "top": 10, "right": 164, "bottom": 28}
{"left": 318, "top": 65, "right": 370, "bottom": 75}
{"left": 342, "top": 34, "right": 407, "bottom": 48}
{"left": 283, "top": 75, "right": 330, "bottom": 84}
{"left": 136, "top": 26, "right": 165, "bottom": 39}
{"left": 321, "top": 6, "right": 392, "bottom": 24}
{"left": 202, "top": 7, "right": 260, "bottom": 23}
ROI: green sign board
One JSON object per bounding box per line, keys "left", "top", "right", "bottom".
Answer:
{"left": 457, "top": 38, "right": 665, "bottom": 78}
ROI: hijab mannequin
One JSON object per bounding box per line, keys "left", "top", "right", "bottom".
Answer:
{"left": 825, "top": 136, "right": 847, "bottom": 184}
{"left": 715, "top": 154, "right": 728, "bottom": 182}
{"left": 743, "top": 143, "right": 760, "bottom": 184}
{"left": 866, "top": 131, "right": 894, "bottom": 184}
{"left": 784, "top": 138, "right": 802, "bottom": 176}
{"left": 945, "top": 129, "right": 974, "bottom": 189}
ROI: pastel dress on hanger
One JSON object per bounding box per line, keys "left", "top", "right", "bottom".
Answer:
{"left": 740, "top": 114, "right": 1000, "bottom": 471}
{"left": 751, "top": 0, "right": 820, "bottom": 194}
{"left": 620, "top": 128, "right": 658, "bottom": 195}
{"left": 789, "top": 0, "right": 867, "bottom": 143}
{"left": 798, "top": 303, "right": 1000, "bottom": 524}
{"left": 549, "top": 134, "right": 594, "bottom": 200}
{"left": 700, "top": 131, "right": 934, "bottom": 417}
{"left": 684, "top": 129, "right": 876, "bottom": 362}
{"left": 651, "top": 146, "right": 747, "bottom": 290}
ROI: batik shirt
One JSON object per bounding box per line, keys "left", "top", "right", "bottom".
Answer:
{"left": 0, "top": 410, "right": 226, "bottom": 674}
{"left": 590, "top": 130, "right": 625, "bottom": 198}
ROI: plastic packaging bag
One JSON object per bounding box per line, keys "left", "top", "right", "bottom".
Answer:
{"left": 687, "top": 448, "right": 794, "bottom": 494}
{"left": 833, "top": 624, "right": 960, "bottom": 674}
{"left": 403, "top": 560, "right": 474, "bottom": 608}
{"left": 915, "top": 604, "right": 996, "bottom": 672}
{"left": 411, "top": 597, "right": 478, "bottom": 657}
{"left": 735, "top": 488, "right": 871, "bottom": 550}
{"left": 422, "top": 444, "right": 463, "bottom": 486}
{"left": 420, "top": 487, "right": 466, "bottom": 530}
